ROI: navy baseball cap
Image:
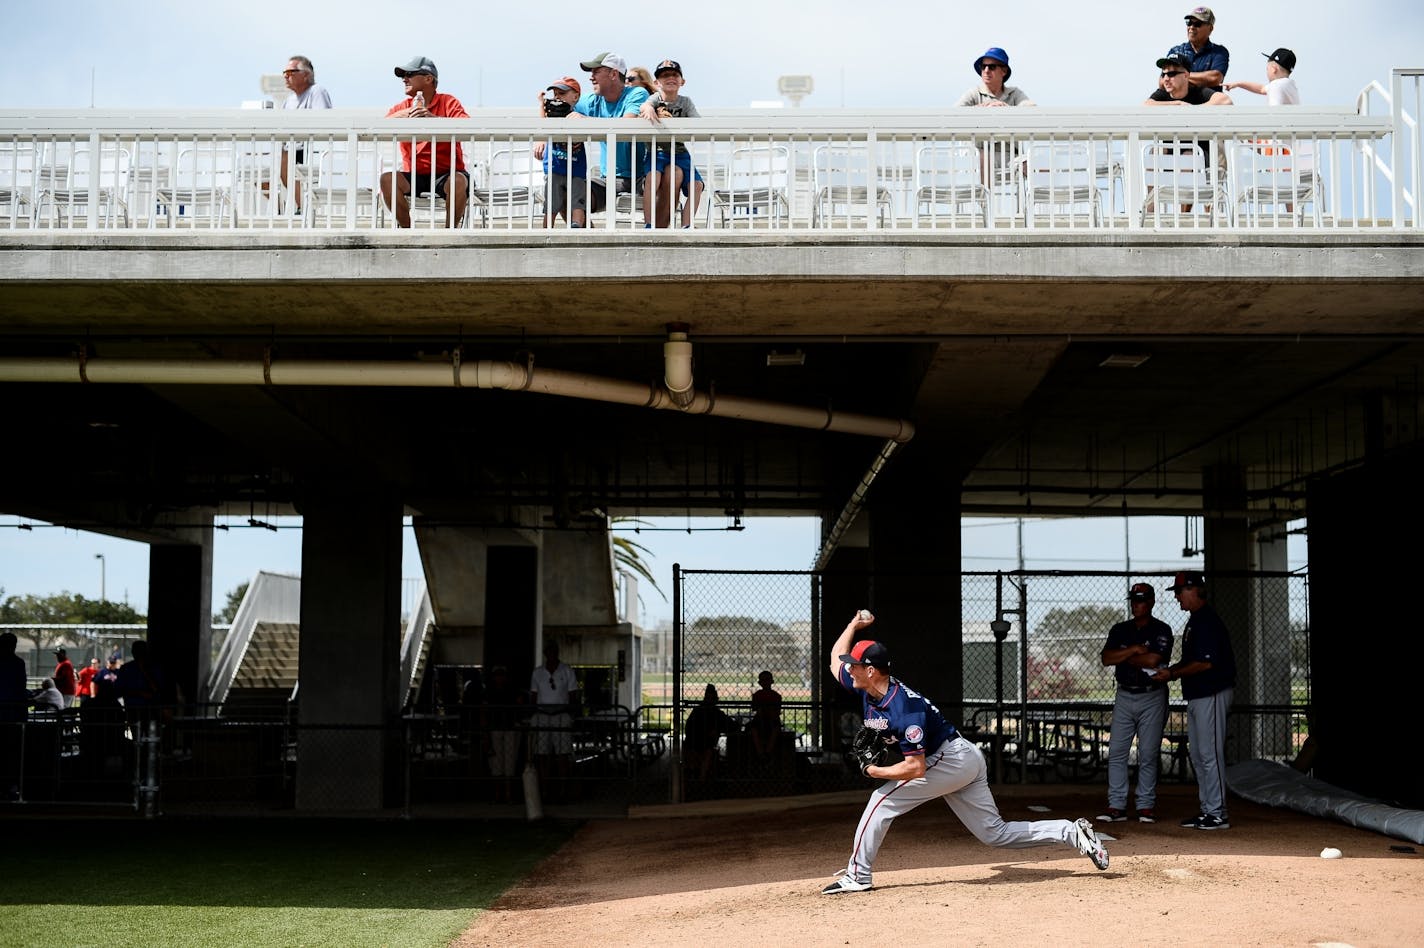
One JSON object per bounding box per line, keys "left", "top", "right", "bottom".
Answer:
{"left": 1156, "top": 52, "right": 1193, "bottom": 71}
{"left": 840, "top": 640, "right": 891, "bottom": 670}
{"left": 1166, "top": 571, "right": 1206, "bottom": 592}
{"left": 1127, "top": 583, "right": 1155, "bottom": 602}
{"left": 654, "top": 59, "right": 683, "bottom": 77}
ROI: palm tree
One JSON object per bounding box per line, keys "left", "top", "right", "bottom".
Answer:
{"left": 611, "top": 518, "right": 667, "bottom": 602}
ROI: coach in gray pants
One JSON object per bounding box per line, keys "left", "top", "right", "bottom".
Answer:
{"left": 1097, "top": 583, "right": 1173, "bottom": 824}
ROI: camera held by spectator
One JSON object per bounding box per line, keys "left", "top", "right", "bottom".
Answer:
{"left": 542, "top": 93, "right": 574, "bottom": 119}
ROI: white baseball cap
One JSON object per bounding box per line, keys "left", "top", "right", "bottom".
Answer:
{"left": 579, "top": 52, "right": 628, "bottom": 75}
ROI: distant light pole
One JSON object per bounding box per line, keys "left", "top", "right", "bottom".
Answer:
{"left": 95, "top": 553, "right": 106, "bottom": 602}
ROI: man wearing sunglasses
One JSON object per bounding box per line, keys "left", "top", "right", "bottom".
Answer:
{"left": 529, "top": 640, "right": 580, "bottom": 802}
{"left": 1168, "top": 6, "right": 1230, "bottom": 93}
{"left": 380, "top": 56, "right": 470, "bottom": 228}
{"left": 1146, "top": 53, "right": 1232, "bottom": 106}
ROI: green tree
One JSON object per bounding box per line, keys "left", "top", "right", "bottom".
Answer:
{"left": 0, "top": 591, "right": 146, "bottom": 656}
{"left": 214, "top": 582, "right": 249, "bottom": 625}
{"left": 611, "top": 518, "right": 666, "bottom": 602}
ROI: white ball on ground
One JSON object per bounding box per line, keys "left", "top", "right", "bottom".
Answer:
{"left": 1320, "top": 847, "right": 1343, "bottom": 859}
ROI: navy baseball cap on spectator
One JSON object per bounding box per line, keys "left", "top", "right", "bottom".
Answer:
{"left": 973, "top": 47, "right": 1012, "bottom": 80}
{"left": 1156, "top": 52, "right": 1193, "bottom": 71}
{"left": 1127, "top": 583, "right": 1155, "bottom": 602}
{"left": 1263, "top": 48, "right": 1297, "bottom": 72}
{"left": 1185, "top": 6, "right": 1214, "bottom": 24}
{"left": 394, "top": 57, "right": 438, "bottom": 79}
{"left": 1166, "top": 571, "right": 1206, "bottom": 592}
{"left": 654, "top": 59, "right": 683, "bottom": 77}
{"left": 840, "top": 640, "right": 892, "bottom": 670}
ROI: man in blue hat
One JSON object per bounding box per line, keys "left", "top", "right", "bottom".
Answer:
{"left": 955, "top": 47, "right": 1035, "bottom": 107}
{"left": 1153, "top": 571, "right": 1237, "bottom": 830}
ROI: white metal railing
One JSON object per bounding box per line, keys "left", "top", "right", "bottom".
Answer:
{"left": 2, "top": 71, "right": 1419, "bottom": 235}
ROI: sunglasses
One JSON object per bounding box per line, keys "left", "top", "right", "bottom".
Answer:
{"left": 980, "top": 63, "right": 1005, "bottom": 71}
{"left": 282, "top": 69, "right": 303, "bottom": 76}
{"left": 1161, "top": 70, "right": 1187, "bottom": 78}
{"left": 1186, "top": 20, "right": 1208, "bottom": 27}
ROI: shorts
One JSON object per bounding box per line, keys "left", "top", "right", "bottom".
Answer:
{"left": 398, "top": 169, "right": 470, "bottom": 198}
{"left": 646, "top": 150, "right": 704, "bottom": 195}
{"left": 487, "top": 729, "right": 520, "bottom": 777}
{"left": 531, "top": 711, "right": 573, "bottom": 756}
{"left": 546, "top": 173, "right": 588, "bottom": 218}
{"left": 587, "top": 176, "right": 632, "bottom": 213}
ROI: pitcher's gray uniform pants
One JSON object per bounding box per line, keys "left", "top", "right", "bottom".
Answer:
{"left": 843, "top": 735, "right": 1082, "bottom": 885}
{"left": 1106, "top": 688, "right": 1169, "bottom": 811}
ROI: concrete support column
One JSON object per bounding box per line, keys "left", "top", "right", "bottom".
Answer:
{"left": 1201, "top": 464, "right": 1252, "bottom": 763}
{"left": 296, "top": 489, "right": 403, "bottom": 811}
{"left": 146, "top": 524, "right": 213, "bottom": 714}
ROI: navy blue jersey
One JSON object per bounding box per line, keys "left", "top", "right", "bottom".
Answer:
{"left": 1103, "top": 616, "right": 1173, "bottom": 690}
{"left": 838, "top": 665, "right": 956, "bottom": 757}
{"left": 1179, "top": 603, "right": 1236, "bottom": 699}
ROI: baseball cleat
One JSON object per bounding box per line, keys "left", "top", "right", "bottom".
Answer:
{"left": 1075, "top": 817, "right": 1110, "bottom": 870}
{"left": 1195, "top": 814, "right": 1230, "bottom": 830}
{"left": 821, "top": 870, "right": 872, "bottom": 894}
{"left": 1180, "top": 814, "right": 1205, "bottom": 827}
{"left": 1096, "top": 807, "right": 1127, "bottom": 822}
{"left": 1137, "top": 809, "right": 1156, "bottom": 823}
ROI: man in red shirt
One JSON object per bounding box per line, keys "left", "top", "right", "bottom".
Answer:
{"left": 52, "top": 648, "right": 78, "bottom": 707}
{"left": 380, "top": 56, "right": 470, "bottom": 228}
{"left": 77, "top": 657, "right": 101, "bottom": 703}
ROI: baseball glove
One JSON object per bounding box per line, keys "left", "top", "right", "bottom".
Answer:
{"left": 850, "top": 727, "right": 904, "bottom": 776}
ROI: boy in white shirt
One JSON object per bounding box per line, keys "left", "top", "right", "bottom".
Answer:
{"left": 1226, "top": 48, "right": 1300, "bottom": 104}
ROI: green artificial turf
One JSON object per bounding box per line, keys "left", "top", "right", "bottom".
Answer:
{"left": 0, "top": 817, "right": 576, "bottom": 948}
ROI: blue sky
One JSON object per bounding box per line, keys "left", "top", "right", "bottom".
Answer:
{"left": 4, "top": 1, "right": 1419, "bottom": 110}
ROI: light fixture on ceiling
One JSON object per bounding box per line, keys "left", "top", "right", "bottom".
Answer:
{"left": 766, "top": 349, "right": 806, "bottom": 367}
{"left": 1098, "top": 353, "right": 1151, "bottom": 369}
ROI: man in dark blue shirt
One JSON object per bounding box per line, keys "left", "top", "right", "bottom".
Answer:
{"left": 820, "top": 610, "right": 1108, "bottom": 894}
{"left": 1169, "top": 5, "right": 1230, "bottom": 92}
{"left": 1097, "top": 583, "right": 1174, "bottom": 824}
{"left": 1154, "top": 571, "right": 1237, "bottom": 830}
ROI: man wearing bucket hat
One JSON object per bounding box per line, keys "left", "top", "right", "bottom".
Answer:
{"left": 1097, "top": 583, "right": 1174, "bottom": 825}
{"left": 955, "top": 47, "right": 1035, "bottom": 107}
{"left": 819, "top": 609, "right": 1108, "bottom": 894}
{"left": 1152, "top": 571, "right": 1237, "bottom": 830}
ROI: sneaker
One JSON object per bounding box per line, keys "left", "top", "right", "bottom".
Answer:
{"left": 1180, "top": 814, "right": 1205, "bottom": 828}
{"left": 1096, "top": 807, "right": 1127, "bottom": 823}
{"left": 1196, "top": 814, "right": 1231, "bottom": 831}
{"left": 1075, "top": 818, "right": 1110, "bottom": 871}
{"left": 1137, "top": 809, "right": 1156, "bottom": 823}
{"left": 820, "top": 870, "right": 872, "bottom": 894}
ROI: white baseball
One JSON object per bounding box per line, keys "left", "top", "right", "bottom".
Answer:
{"left": 857, "top": 609, "right": 873, "bottom": 621}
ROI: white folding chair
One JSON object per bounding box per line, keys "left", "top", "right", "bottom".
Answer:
{"left": 1140, "top": 140, "right": 1228, "bottom": 226}
{"left": 812, "top": 143, "right": 894, "bottom": 228}
{"left": 35, "top": 144, "right": 131, "bottom": 227}
{"left": 708, "top": 145, "right": 790, "bottom": 228}
{"left": 307, "top": 142, "right": 385, "bottom": 227}
{"left": 0, "top": 141, "right": 45, "bottom": 226}
{"left": 913, "top": 143, "right": 990, "bottom": 227}
{"left": 1020, "top": 141, "right": 1103, "bottom": 226}
{"left": 1232, "top": 140, "right": 1322, "bottom": 227}
{"left": 156, "top": 143, "right": 238, "bottom": 227}
{"left": 471, "top": 147, "right": 544, "bottom": 227}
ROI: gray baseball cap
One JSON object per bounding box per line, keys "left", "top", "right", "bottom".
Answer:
{"left": 395, "top": 57, "right": 438, "bottom": 79}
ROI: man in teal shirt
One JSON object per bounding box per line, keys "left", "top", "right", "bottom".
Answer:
{"left": 571, "top": 52, "right": 649, "bottom": 216}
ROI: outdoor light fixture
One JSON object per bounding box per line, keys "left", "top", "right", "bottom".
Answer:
{"left": 766, "top": 349, "right": 806, "bottom": 367}
{"left": 1098, "top": 353, "right": 1151, "bottom": 368}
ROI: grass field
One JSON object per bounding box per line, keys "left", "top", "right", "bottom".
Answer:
{"left": 0, "top": 816, "right": 576, "bottom": 948}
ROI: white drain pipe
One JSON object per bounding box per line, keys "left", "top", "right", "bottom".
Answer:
{"left": 0, "top": 353, "right": 916, "bottom": 444}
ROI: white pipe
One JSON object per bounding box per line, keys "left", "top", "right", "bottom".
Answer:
{"left": 663, "top": 329, "right": 694, "bottom": 408}
{"left": 0, "top": 355, "right": 916, "bottom": 444}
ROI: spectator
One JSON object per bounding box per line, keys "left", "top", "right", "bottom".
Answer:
{"left": 684, "top": 683, "right": 737, "bottom": 783}
{"left": 1226, "top": 48, "right": 1300, "bottom": 104}
{"left": 536, "top": 77, "right": 589, "bottom": 228}
{"left": 1153, "top": 571, "right": 1237, "bottom": 830}
{"left": 0, "top": 632, "right": 26, "bottom": 800}
{"left": 93, "top": 657, "right": 121, "bottom": 701}
{"left": 1169, "top": 6, "right": 1230, "bottom": 92}
{"left": 529, "top": 641, "right": 579, "bottom": 803}
{"left": 567, "top": 52, "right": 650, "bottom": 220}
{"left": 955, "top": 47, "right": 1035, "bottom": 107}
{"left": 1096, "top": 583, "right": 1173, "bottom": 824}
{"left": 744, "top": 670, "right": 783, "bottom": 770}
{"left": 51, "top": 648, "right": 78, "bottom": 707}
{"left": 114, "top": 640, "right": 178, "bottom": 729}
{"left": 626, "top": 66, "right": 658, "bottom": 96}
{"left": 279, "top": 54, "right": 333, "bottom": 213}
{"left": 638, "top": 59, "right": 705, "bottom": 228}
{"left": 30, "top": 677, "right": 65, "bottom": 712}
{"left": 1145, "top": 53, "right": 1233, "bottom": 106}
{"left": 77, "top": 657, "right": 101, "bottom": 704}
{"left": 380, "top": 56, "right": 470, "bottom": 228}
